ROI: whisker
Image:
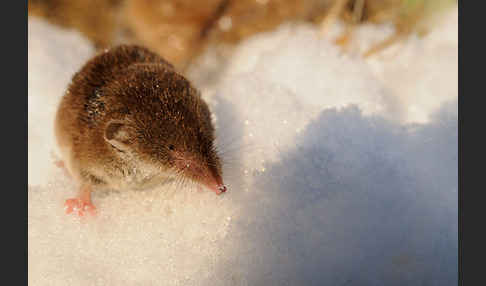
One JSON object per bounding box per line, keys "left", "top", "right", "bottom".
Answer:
{"left": 214, "top": 134, "right": 246, "bottom": 151}
{"left": 217, "top": 140, "right": 257, "bottom": 155}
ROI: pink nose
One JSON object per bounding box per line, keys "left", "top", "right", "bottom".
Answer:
{"left": 218, "top": 185, "right": 227, "bottom": 193}
{"left": 209, "top": 183, "right": 227, "bottom": 195}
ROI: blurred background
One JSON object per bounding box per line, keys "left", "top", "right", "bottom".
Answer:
{"left": 28, "top": 0, "right": 456, "bottom": 71}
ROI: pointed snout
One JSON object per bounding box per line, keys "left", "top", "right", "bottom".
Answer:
{"left": 172, "top": 151, "right": 227, "bottom": 195}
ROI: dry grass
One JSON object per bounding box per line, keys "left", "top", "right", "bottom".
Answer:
{"left": 28, "top": 0, "right": 457, "bottom": 66}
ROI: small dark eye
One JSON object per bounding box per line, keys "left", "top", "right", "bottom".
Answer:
{"left": 168, "top": 145, "right": 175, "bottom": 151}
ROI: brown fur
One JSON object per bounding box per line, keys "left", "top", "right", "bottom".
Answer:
{"left": 55, "top": 45, "right": 224, "bottom": 193}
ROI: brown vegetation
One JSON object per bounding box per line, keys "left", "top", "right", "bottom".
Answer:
{"left": 28, "top": 0, "right": 456, "bottom": 68}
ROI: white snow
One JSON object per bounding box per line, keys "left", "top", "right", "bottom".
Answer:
{"left": 28, "top": 6, "right": 458, "bottom": 286}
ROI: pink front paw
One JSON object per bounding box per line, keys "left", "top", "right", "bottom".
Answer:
{"left": 64, "top": 198, "right": 96, "bottom": 217}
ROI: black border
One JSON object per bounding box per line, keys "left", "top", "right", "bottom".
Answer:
{"left": 459, "top": 1, "right": 483, "bottom": 285}
{"left": 8, "top": 0, "right": 28, "bottom": 285}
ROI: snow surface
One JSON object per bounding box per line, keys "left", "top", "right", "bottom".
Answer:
{"left": 28, "top": 7, "right": 458, "bottom": 286}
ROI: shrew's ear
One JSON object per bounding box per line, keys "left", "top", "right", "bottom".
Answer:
{"left": 104, "top": 120, "right": 133, "bottom": 152}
